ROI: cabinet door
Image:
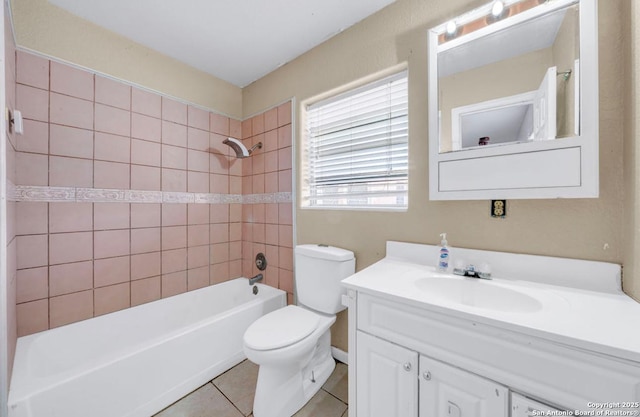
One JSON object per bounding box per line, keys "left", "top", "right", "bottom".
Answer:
{"left": 419, "top": 355, "right": 508, "bottom": 417}
{"left": 511, "top": 393, "right": 562, "bottom": 417}
{"left": 356, "top": 331, "right": 418, "bottom": 417}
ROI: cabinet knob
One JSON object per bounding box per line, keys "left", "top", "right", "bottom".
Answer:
{"left": 423, "top": 371, "right": 431, "bottom": 380}
{"left": 403, "top": 363, "right": 412, "bottom": 372}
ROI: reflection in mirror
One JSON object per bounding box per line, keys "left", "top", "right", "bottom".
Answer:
{"left": 438, "top": 3, "right": 580, "bottom": 154}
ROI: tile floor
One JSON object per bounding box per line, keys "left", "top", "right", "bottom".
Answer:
{"left": 154, "top": 360, "right": 348, "bottom": 417}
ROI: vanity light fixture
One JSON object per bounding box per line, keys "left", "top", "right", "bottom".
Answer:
{"left": 491, "top": 1, "right": 506, "bottom": 17}
{"left": 445, "top": 20, "right": 457, "bottom": 36}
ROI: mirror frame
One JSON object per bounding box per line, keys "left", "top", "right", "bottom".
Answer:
{"left": 428, "top": 0, "right": 598, "bottom": 200}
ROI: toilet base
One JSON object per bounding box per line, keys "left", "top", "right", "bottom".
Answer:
{"left": 252, "top": 331, "right": 335, "bottom": 417}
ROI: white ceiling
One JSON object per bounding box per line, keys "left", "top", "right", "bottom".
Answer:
{"left": 48, "top": 0, "right": 396, "bottom": 88}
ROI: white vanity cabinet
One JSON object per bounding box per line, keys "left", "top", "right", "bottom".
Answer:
{"left": 511, "top": 393, "right": 562, "bottom": 417}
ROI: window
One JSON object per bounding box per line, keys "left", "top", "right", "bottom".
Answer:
{"left": 303, "top": 71, "right": 408, "bottom": 210}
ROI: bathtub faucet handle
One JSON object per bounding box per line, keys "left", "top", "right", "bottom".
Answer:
{"left": 249, "top": 273, "right": 264, "bottom": 285}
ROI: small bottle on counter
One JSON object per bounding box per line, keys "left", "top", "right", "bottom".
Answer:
{"left": 437, "top": 233, "right": 450, "bottom": 272}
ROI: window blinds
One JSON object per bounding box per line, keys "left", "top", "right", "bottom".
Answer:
{"left": 304, "top": 71, "right": 408, "bottom": 210}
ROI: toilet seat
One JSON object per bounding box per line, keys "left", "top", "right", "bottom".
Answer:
{"left": 244, "top": 306, "right": 320, "bottom": 351}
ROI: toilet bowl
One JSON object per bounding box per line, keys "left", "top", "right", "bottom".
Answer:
{"left": 242, "top": 244, "right": 355, "bottom": 417}
{"left": 244, "top": 305, "right": 336, "bottom": 417}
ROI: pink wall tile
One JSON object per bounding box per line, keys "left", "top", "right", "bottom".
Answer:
{"left": 94, "top": 283, "right": 130, "bottom": 316}
{"left": 50, "top": 61, "right": 94, "bottom": 101}
{"left": 131, "top": 139, "right": 161, "bottom": 167}
{"left": 49, "top": 202, "right": 93, "bottom": 233}
{"left": 95, "top": 132, "right": 131, "bottom": 163}
{"left": 16, "top": 299, "right": 49, "bottom": 336}
{"left": 264, "top": 268, "right": 279, "bottom": 289}
{"left": 210, "top": 242, "right": 229, "bottom": 264}
{"left": 131, "top": 228, "right": 161, "bottom": 254}
{"left": 279, "top": 203, "right": 293, "bottom": 225}
{"left": 253, "top": 204, "right": 265, "bottom": 223}
{"left": 132, "top": 88, "right": 161, "bottom": 118}
{"left": 161, "top": 121, "right": 187, "bottom": 147}
{"left": 16, "top": 267, "right": 48, "bottom": 303}
{"left": 277, "top": 125, "right": 292, "bottom": 148}
{"left": 265, "top": 172, "right": 278, "bottom": 194}
{"left": 49, "top": 261, "right": 93, "bottom": 296}
{"left": 94, "top": 256, "right": 130, "bottom": 287}
{"left": 16, "top": 202, "right": 48, "bottom": 235}
{"left": 131, "top": 276, "right": 161, "bottom": 306}
{"left": 188, "top": 106, "right": 209, "bottom": 130}
{"left": 263, "top": 129, "right": 278, "bottom": 153}
{"left": 16, "top": 51, "right": 49, "bottom": 89}
{"left": 187, "top": 267, "right": 209, "bottom": 291}
{"left": 161, "top": 168, "right": 187, "bottom": 192}
{"left": 187, "top": 245, "right": 209, "bottom": 269}
{"left": 278, "top": 147, "right": 292, "bottom": 171}
{"left": 50, "top": 93, "right": 93, "bottom": 129}
{"left": 94, "top": 203, "right": 129, "bottom": 230}
{"left": 230, "top": 241, "right": 242, "bottom": 261}
{"left": 17, "top": 84, "right": 48, "bottom": 122}
{"left": 209, "top": 151, "right": 230, "bottom": 175}
{"left": 50, "top": 124, "right": 94, "bottom": 159}
{"left": 187, "top": 127, "right": 209, "bottom": 151}
{"left": 210, "top": 223, "right": 229, "bottom": 244}
{"left": 188, "top": 204, "right": 209, "bottom": 225}
{"left": 252, "top": 114, "right": 265, "bottom": 135}
{"left": 18, "top": 119, "right": 49, "bottom": 154}
{"left": 187, "top": 149, "right": 209, "bottom": 172}
{"left": 210, "top": 113, "right": 229, "bottom": 136}
{"left": 50, "top": 290, "right": 93, "bottom": 328}
{"left": 209, "top": 132, "right": 230, "bottom": 156}
{"left": 49, "top": 156, "right": 93, "bottom": 187}
{"left": 210, "top": 204, "right": 230, "bottom": 224}
{"left": 187, "top": 224, "right": 209, "bottom": 247}
{"left": 161, "top": 248, "right": 187, "bottom": 274}
{"left": 131, "top": 204, "right": 161, "bottom": 228}
{"left": 94, "top": 229, "right": 130, "bottom": 259}
{"left": 162, "top": 271, "right": 187, "bottom": 298}
{"left": 95, "top": 76, "right": 131, "bottom": 110}
{"left": 210, "top": 262, "right": 230, "bottom": 285}
{"left": 161, "top": 226, "right": 187, "bottom": 251}
{"left": 265, "top": 204, "right": 278, "bottom": 224}
{"left": 278, "top": 101, "right": 292, "bottom": 127}
{"left": 229, "top": 223, "right": 242, "bottom": 242}
{"left": 278, "top": 170, "right": 292, "bottom": 193}
{"left": 17, "top": 234, "right": 48, "bottom": 269}
{"left": 188, "top": 171, "right": 209, "bottom": 193}
{"left": 252, "top": 223, "right": 265, "bottom": 244}
{"left": 279, "top": 225, "right": 294, "bottom": 248}
{"left": 229, "top": 176, "right": 242, "bottom": 194}
{"left": 161, "top": 144, "right": 187, "bottom": 170}
{"left": 131, "top": 252, "right": 161, "bottom": 280}
{"left": 95, "top": 103, "right": 131, "bottom": 137}
{"left": 230, "top": 204, "right": 242, "bottom": 223}
{"left": 132, "top": 113, "right": 161, "bottom": 142}
{"left": 279, "top": 247, "right": 294, "bottom": 271}
{"left": 229, "top": 119, "right": 242, "bottom": 139}
{"left": 162, "top": 204, "right": 187, "bottom": 226}
{"left": 241, "top": 119, "right": 252, "bottom": 139}
{"left": 265, "top": 244, "right": 279, "bottom": 267}
{"left": 279, "top": 268, "right": 294, "bottom": 293}
{"left": 264, "top": 151, "right": 278, "bottom": 173}
{"left": 94, "top": 161, "right": 130, "bottom": 189}
{"left": 253, "top": 174, "right": 265, "bottom": 194}
{"left": 264, "top": 108, "right": 278, "bottom": 132}
{"left": 162, "top": 97, "right": 187, "bottom": 125}
{"left": 131, "top": 165, "right": 161, "bottom": 191}
{"left": 252, "top": 153, "right": 265, "bottom": 175}
{"left": 210, "top": 174, "right": 229, "bottom": 194}
{"left": 266, "top": 224, "right": 279, "bottom": 246}
{"left": 49, "top": 232, "right": 93, "bottom": 265}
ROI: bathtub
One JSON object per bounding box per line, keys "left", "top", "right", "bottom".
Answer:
{"left": 8, "top": 278, "right": 286, "bottom": 417}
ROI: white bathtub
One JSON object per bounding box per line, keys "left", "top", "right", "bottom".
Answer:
{"left": 8, "top": 278, "right": 286, "bottom": 417}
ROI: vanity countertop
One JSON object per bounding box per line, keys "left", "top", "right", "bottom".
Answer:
{"left": 342, "top": 245, "right": 640, "bottom": 364}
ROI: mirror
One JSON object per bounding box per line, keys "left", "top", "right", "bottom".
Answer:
{"left": 434, "top": 1, "right": 580, "bottom": 153}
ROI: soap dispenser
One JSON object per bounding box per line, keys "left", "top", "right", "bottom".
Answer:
{"left": 437, "top": 233, "right": 450, "bottom": 272}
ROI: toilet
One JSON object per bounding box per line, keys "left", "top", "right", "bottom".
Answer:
{"left": 243, "top": 244, "right": 355, "bottom": 417}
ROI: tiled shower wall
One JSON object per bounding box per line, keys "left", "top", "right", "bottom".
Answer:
{"left": 12, "top": 50, "right": 293, "bottom": 336}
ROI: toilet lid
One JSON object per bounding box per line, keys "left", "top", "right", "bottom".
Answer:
{"left": 244, "top": 305, "right": 320, "bottom": 351}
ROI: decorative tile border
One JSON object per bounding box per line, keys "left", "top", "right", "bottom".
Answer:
{"left": 10, "top": 185, "right": 292, "bottom": 205}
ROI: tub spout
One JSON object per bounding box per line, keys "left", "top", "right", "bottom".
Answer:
{"left": 249, "top": 273, "right": 264, "bottom": 285}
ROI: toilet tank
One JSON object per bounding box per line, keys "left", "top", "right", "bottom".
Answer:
{"left": 295, "top": 244, "right": 355, "bottom": 314}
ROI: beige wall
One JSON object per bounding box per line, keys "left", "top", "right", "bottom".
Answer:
{"left": 552, "top": 5, "right": 579, "bottom": 138}
{"left": 243, "top": 0, "right": 626, "bottom": 351}
{"left": 623, "top": 1, "right": 640, "bottom": 302}
{"left": 10, "top": 0, "right": 243, "bottom": 119}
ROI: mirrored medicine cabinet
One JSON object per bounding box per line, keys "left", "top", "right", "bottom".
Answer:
{"left": 428, "top": 0, "right": 598, "bottom": 200}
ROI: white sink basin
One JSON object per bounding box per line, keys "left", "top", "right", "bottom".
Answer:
{"left": 414, "top": 277, "right": 543, "bottom": 313}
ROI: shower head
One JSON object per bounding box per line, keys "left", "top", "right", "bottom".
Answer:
{"left": 222, "top": 137, "right": 262, "bottom": 158}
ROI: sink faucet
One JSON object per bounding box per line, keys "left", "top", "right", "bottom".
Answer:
{"left": 453, "top": 263, "right": 491, "bottom": 280}
{"left": 249, "top": 273, "right": 264, "bottom": 285}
